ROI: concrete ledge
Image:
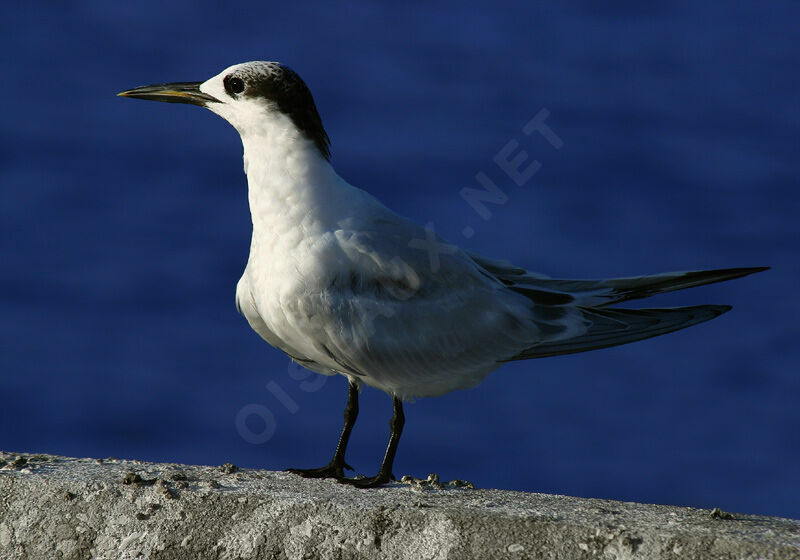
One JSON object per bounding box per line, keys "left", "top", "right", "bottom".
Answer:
{"left": 1, "top": 451, "right": 798, "bottom": 559}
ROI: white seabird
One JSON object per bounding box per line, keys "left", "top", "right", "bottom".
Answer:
{"left": 119, "top": 61, "right": 766, "bottom": 487}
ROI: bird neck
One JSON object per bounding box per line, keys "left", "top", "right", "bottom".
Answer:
{"left": 240, "top": 126, "right": 349, "bottom": 241}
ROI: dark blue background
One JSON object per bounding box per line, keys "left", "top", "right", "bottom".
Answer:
{"left": 2, "top": 2, "right": 798, "bottom": 518}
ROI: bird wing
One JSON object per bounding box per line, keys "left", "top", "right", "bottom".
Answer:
{"left": 296, "top": 221, "right": 583, "bottom": 398}
{"left": 282, "top": 221, "right": 764, "bottom": 398}
{"left": 468, "top": 251, "right": 767, "bottom": 307}
{"left": 504, "top": 304, "right": 730, "bottom": 360}
{"left": 466, "top": 252, "right": 766, "bottom": 360}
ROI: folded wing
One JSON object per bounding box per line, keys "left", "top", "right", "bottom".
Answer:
{"left": 470, "top": 252, "right": 766, "bottom": 360}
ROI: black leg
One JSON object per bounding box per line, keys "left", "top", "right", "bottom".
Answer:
{"left": 338, "top": 395, "right": 404, "bottom": 488}
{"left": 286, "top": 380, "right": 359, "bottom": 479}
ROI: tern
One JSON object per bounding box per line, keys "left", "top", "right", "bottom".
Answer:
{"left": 119, "top": 61, "right": 766, "bottom": 487}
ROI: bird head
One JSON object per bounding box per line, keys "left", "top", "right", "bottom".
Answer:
{"left": 118, "top": 61, "right": 331, "bottom": 160}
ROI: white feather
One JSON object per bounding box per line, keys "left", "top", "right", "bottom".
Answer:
{"left": 194, "top": 62, "right": 756, "bottom": 400}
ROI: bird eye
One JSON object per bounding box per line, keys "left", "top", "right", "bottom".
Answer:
{"left": 224, "top": 76, "right": 246, "bottom": 95}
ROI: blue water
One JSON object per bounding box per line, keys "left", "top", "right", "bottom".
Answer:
{"left": 1, "top": 2, "right": 798, "bottom": 519}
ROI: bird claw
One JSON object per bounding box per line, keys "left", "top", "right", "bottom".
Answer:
{"left": 286, "top": 465, "right": 394, "bottom": 488}
{"left": 286, "top": 464, "right": 347, "bottom": 479}
{"left": 335, "top": 471, "right": 394, "bottom": 488}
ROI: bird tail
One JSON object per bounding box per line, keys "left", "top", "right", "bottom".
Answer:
{"left": 506, "top": 304, "right": 731, "bottom": 360}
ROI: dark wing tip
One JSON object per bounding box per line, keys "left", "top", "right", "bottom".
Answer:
{"left": 708, "top": 304, "right": 733, "bottom": 316}
{"left": 723, "top": 266, "right": 770, "bottom": 277}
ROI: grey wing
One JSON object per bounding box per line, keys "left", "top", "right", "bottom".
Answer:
{"left": 468, "top": 252, "right": 767, "bottom": 307}
{"left": 469, "top": 252, "right": 767, "bottom": 360}
{"left": 505, "top": 304, "right": 730, "bottom": 360}
{"left": 308, "top": 229, "right": 582, "bottom": 398}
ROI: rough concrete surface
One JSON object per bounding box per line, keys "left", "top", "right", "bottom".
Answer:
{"left": 1, "top": 451, "right": 798, "bottom": 560}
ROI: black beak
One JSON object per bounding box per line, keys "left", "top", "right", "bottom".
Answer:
{"left": 117, "top": 82, "right": 220, "bottom": 106}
